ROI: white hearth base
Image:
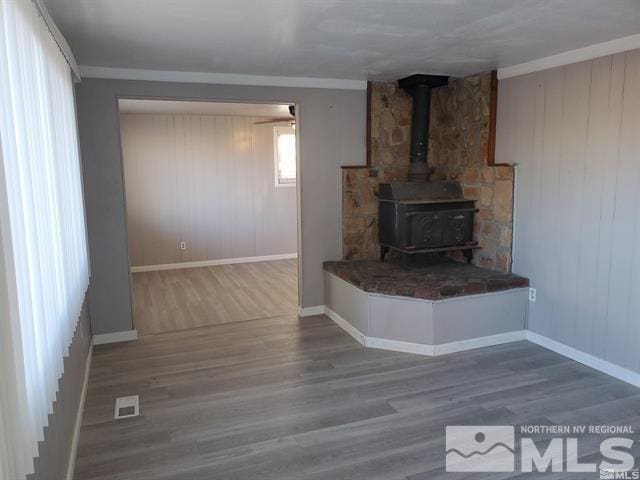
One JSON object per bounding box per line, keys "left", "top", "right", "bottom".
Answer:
{"left": 324, "top": 272, "right": 528, "bottom": 356}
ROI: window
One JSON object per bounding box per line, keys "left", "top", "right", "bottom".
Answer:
{"left": 0, "top": 1, "right": 88, "bottom": 478}
{"left": 274, "top": 126, "right": 296, "bottom": 187}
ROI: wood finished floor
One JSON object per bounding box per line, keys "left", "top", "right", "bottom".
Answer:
{"left": 75, "top": 315, "right": 640, "bottom": 480}
{"left": 132, "top": 259, "right": 298, "bottom": 335}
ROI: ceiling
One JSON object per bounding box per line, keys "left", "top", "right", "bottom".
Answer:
{"left": 44, "top": 0, "right": 640, "bottom": 80}
{"left": 118, "top": 99, "right": 292, "bottom": 117}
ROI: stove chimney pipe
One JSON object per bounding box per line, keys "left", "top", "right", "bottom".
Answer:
{"left": 398, "top": 74, "right": 449, "bottom": 182}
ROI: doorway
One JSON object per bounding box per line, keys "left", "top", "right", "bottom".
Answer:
{"left": 117, "top": 99, "right": 300, "bottom": 334}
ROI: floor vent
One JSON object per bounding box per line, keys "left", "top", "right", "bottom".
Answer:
{"left": 114, "top": 395, "right": 139, "bottom": 419}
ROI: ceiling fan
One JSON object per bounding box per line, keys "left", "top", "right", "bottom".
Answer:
{"left": 253, "top": 105, "right": 295, "bottom": 126}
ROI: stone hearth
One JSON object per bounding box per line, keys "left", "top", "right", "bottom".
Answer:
{"left": 323, "top": 258, "right": 528, "bottom": 301}
{"left": 323, "top": 259, "right": 530, "bottom": 356}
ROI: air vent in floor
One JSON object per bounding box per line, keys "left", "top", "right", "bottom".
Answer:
{"left": 114, "top": 395, "right": 139, "bottom": 419}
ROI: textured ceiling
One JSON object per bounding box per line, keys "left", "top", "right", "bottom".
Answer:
{"left": 44, "top": 0, "right": 640, "bottom": 80}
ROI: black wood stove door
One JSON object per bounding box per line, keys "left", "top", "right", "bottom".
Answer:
{"left": 408, "top": 212, "right": 442, "bottom": 249}
{"left": 442, "top": 211, "right": 473, "bottom": 245}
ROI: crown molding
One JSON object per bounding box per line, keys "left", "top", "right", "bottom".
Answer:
{"left": 498, "top": 33, "right": 640, "bottom": 79}
{"left": 33, "top": 0, "right": 80, "bottom": 81}
{"left": 78, "top": 66, "right": 367, "bottom": 90}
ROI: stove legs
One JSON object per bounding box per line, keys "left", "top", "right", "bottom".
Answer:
{"left": 464, "top": 249, "right": 473, "bottom": 264}
{"left": 380, "top": 245, "right": 389, "bottom": 262}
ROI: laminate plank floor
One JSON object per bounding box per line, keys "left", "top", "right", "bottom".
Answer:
{"left": 75, "top": 315, "right": 640, "bottom": 480}
{"left": 132, "top": 259, "right": 298, "bottom": 335}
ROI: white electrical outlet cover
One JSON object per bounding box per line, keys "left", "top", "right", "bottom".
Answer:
{"left": 114, "top": 395, "right": 139, "bottom": 419}
{"left": 528, "top": 288, "right": 536, "bottom": 302}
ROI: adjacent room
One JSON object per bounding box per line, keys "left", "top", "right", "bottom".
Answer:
{"left": 118, "top": 99, "right": 299, "bottom": 334}
{"left": 1, "top": 1, "right": 639, "bottom": 480}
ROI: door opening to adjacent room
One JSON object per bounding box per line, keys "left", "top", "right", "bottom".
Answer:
{"left": 117, "top": 99, "right": 300, "bottom": 335}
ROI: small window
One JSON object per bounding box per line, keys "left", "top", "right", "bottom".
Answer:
{"left": 274, "top": 126, "right": 296, "bottom": 187}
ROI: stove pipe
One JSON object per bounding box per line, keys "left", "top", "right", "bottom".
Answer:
{"left": 398, "top": 74, "right": 449, "bottom": 182}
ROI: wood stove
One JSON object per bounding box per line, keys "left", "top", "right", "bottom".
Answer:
{"left": 379, "top": 181, "right": 478, "bottom": 265}
{"left": 379, "top": 74, "right": 478, "bottom": 266}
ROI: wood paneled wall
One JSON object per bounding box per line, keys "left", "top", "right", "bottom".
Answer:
{"left": 120, "top": 113, "right": 297, "bottom": 267}
{"left": 497, "top": 49, "right": 640, "bottom": 373}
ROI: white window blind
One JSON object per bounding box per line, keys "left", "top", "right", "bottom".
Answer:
{"left": 0, "top": 0, "right": 89, "bottom": 478}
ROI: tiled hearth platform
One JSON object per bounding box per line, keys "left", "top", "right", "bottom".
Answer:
{"left": 322, "top": 258, "right": 530, "bottom": 356}
{"left": 324, "top": 258, "right": 529, "bottom": 300}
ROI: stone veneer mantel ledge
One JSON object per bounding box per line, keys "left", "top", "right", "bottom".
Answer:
{"left": 323, "top": 258, "right": 529, "bottom": 301}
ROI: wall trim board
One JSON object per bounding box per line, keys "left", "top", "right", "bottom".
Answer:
{"left": 65, "top": 339, "right": 93, "bottom": 480}
{"left": 497, "top": 33, "right": 640, "bottom": 79}
{"left": 79, "top": 66, "right": 367, "bottom": 90}
{"left": 434, "top": 330, "right": 527, "bottom": 356}
{"left": 324, "top": 306, "right": 367, "bottom": 345}
{"left": 93, "top": 330, "right": 138, "bottom": 345}
{"left": 366, "top": 332, "right": 527, "bottom": 356}
{"left": 487, "top": 70, "right": 499, "bottom": 165}
{"left": 34, "top": 0, "right": 80, "bottom": 80}
{"left": 365, "top": 335, "right": 435, "bottom": 356}
{"left": 526, "top": 331, "right": 640, "bottom": 388}
{"left": 130, "top": 253, "right": 298, "bottom": 273}
{"left": 511, "top": 164, "right": 520, "bottom": 275}
{"left": 298, "top": 305, "right": 326, "bottom": 317}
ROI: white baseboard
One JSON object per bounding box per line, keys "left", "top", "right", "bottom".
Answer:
{"left": 131, "top": 253, "right": 297, "bottom": 273}
{"left": 526, "top": 331, "right": 640, "bottom": 388}
{"left": 324, "top": 307, "right": 366, "bottom": 345}
{"left": 365, "top": 336, "right": 435, "bottom": 355}
{"left": 323, "top": 306, "right": 525, "bottom": 357}
{"left": 298, "top": 305, "right": 326, "bottom": 317}
{"left": 364, "top": 331, "right": 527, "bottom": 357}
{"left": 434, "top": 330, "right": 527, "bottom": 356}
{"left": 66, "top": 339, "right": 93, "bottom": 480}
{"left": 93, "top": 330, "right": 138, "bottom": 345}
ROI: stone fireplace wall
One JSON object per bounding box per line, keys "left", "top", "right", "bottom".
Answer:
{"left": 342, "top": 82, "right": 412, "bottom": 260}
{"left": 342, "top": 72, "right": 514, "bottom": 271}
{"left": 429, "top": 74, "right": 514, "bottom": 271}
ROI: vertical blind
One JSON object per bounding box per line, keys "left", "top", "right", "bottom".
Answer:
{"left": 0, "top": 0, "right": 89, "bottom": 478}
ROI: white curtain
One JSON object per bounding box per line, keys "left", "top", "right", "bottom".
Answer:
{"left": 0, "top": 0, "right": 89, "bottom": 478}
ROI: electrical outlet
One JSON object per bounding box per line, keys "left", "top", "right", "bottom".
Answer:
{"left": 180, "top": 241, "right": 187, "bottom": 250}
{"left": 528, "top": 287, "right": 536, "bottom": 302}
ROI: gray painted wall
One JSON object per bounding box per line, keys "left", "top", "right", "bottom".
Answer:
{"left": 120, "top": 113, "right": 297, "bottom": 267}
{"left": 75, "top": 79, "right": 366, "bottom": 334}
{"left": 30, "top": 298, "right": 91, "bottom": 480}
{"left": 497, "top": 49, "right": 640, "bottom": 373}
